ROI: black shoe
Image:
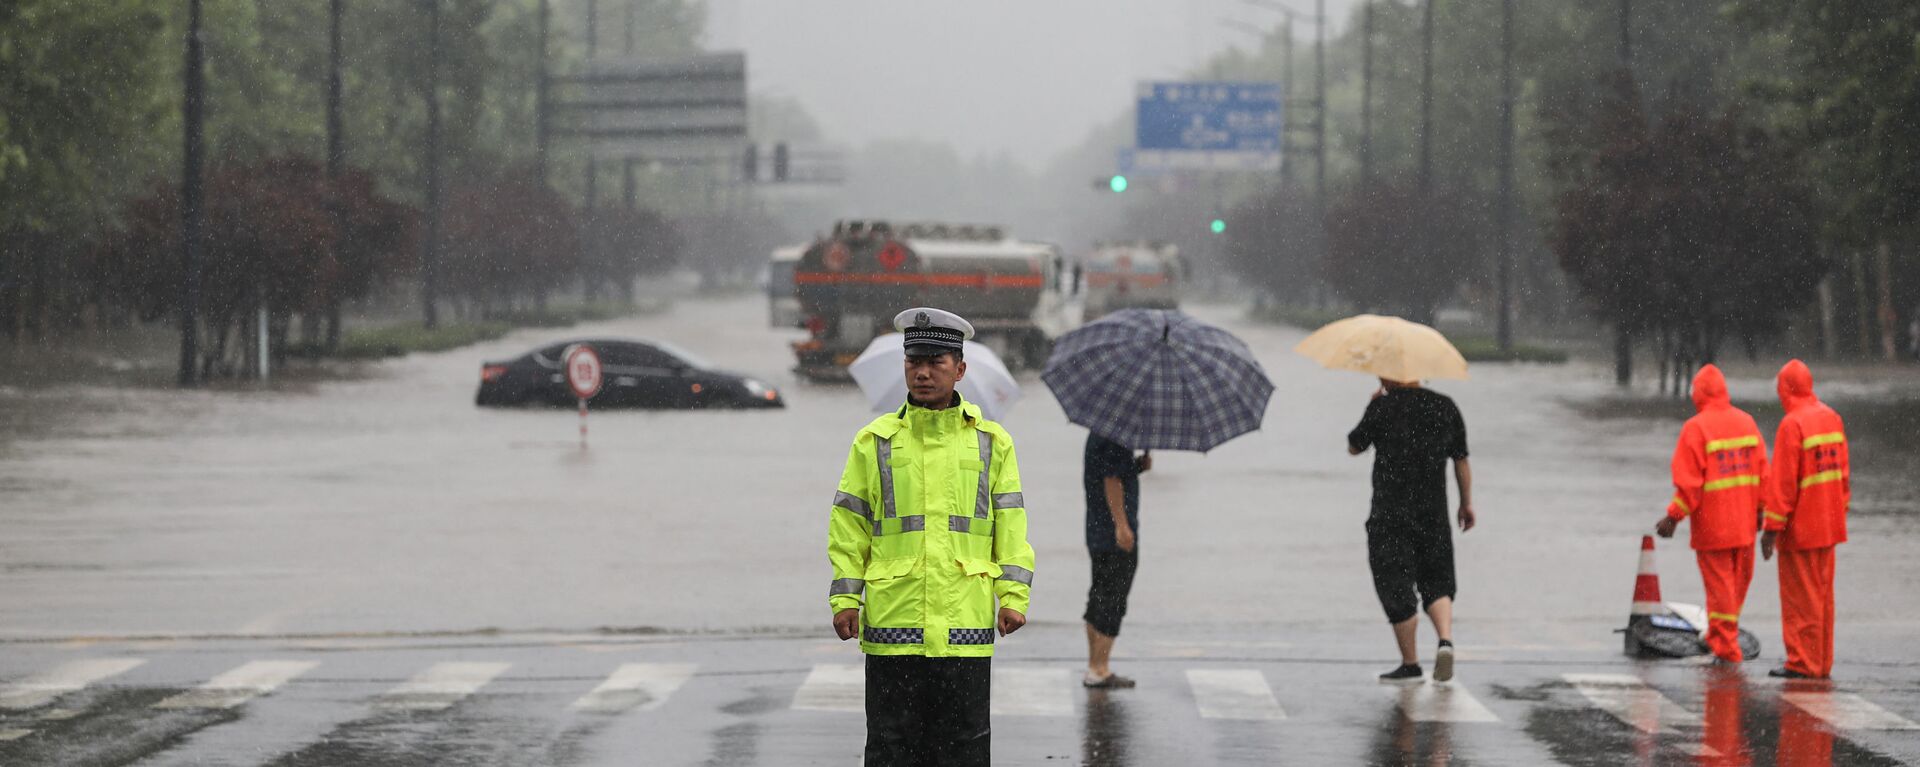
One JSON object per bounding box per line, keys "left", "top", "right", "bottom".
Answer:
{"left": 1434, "top": 644, "right": 1456, "bottom": 683}
{"left": 1379, "top": 664, "right": 1423, "bottom": 683}
{"left": 1768, "top": 667, "right": 1815, "bottom": 679}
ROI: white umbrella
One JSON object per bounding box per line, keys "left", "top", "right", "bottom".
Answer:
{"left": 849, "top": 333, "right": 1022, "bottom": 420}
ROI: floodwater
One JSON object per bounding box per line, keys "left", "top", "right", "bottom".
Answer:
{"left": 1, "top": 295, "right": 1917, "bottom": 765}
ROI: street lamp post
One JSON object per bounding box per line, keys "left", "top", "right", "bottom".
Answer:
{"left": 421, "top": 0, "right": 442, "bottom": 330}
{"left": 1495, "top": 0, "right": 1515, "bottom": 352}
{"left": 1241, "top": 0, "right": 1325, "bottom": 206}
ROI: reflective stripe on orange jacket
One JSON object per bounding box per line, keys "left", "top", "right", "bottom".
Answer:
{"left": 1665, "top": 364, "right": 1767, "bottom": 551}
{"left": 1764, "top": 359, "right": 1850, "bottom": 551}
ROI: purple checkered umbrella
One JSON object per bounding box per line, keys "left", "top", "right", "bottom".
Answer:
{"left": 1041, "top": 309, "right": 1275, "bottom": 452}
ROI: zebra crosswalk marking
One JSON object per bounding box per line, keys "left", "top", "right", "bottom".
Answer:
{"left": 152, "top": 660, "right": 318, "bottom": 710}
{"left": 1563, "top": 673, "right": 1701, "bottom": 734}
{"left": 0, "top": 658, "right": 146, "bottom": 711}
{"left": 1391, "top": 682, "right": 1500, "bottom": 723}
{"left": 791, "top": 664, "right": 864, "bottom": 713}
{"left": 570, "top": 663, "right": 698, "bottom": 713}
{"left": 0, "top": 728, "right": 33, "bottom": 742}
{"left": 374, "top": 662, "right": 511, "bottom": 712}
{"left": 1782, "top": 691, "right": 1920, "bottom": 731}
{"left": 1186, "top": 669, "right": 1286, "bottom": 720}
{"left": 990, "top": 668, "right": 1071, "bottom": 717}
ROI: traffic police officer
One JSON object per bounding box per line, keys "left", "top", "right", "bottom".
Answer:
{"left": 826, "top": 307, "right": 1036, "bottom": 767}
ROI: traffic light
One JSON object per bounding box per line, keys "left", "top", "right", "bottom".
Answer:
{"left": 742, "top": 144, "right": 758, "bottom": 182}
{"left": 1109, "top": 174, "right": 1128, "bottom": 193}
{"left": 773, "top": 142, "right": 790, "bottom": 182}
{"left": 1210, "top": 218, "right": 1226, "bottom": 234}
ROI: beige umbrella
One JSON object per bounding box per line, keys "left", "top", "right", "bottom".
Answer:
{"left": 1293, "top": 314, "right": 1470, "bottom": 382}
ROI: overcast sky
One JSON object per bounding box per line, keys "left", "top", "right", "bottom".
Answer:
{"left": 707, "top": 0, "right": 1356, "bottom": 170}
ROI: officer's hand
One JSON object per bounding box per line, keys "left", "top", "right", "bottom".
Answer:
{"left": 1761, "top": 531, "right": 1777, "bottom": 561}
{"left": 1136, "top": 452, "right": 1153, "bottom": 473}
{"left": 1114, "top": 524, "right": 1135, "bottom": 552}
{"left": 1457, "top": 504, "right": 1476, "bottom": 533}
{"left": 832, "top": 608, "right": 860, "bottom": 641}
{"left": 997, "top": 608, "right": 1026, "bottom": 637}
{"left": 1655, "top": 516, "right": 1679, "bottom": 539}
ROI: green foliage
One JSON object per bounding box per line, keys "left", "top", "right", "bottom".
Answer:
{"left": 1323, "top": 177, "right": 1480, "bottom": 325}
{"left": 328, "top": 320, "right": 512, "bottom": 359}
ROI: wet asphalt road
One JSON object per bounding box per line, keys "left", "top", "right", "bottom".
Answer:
{"left": 1, "top": 294, "right": 1918, "bottom": 765}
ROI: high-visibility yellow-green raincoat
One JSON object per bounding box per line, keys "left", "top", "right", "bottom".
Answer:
{"left": 827, "top": 396, "right": 1035, "bottom": 657}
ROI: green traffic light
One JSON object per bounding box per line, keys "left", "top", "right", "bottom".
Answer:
{"left": 1210, "top": 218, "right": 1226, "bottom": 234}
{"left": 1109, "top": 175, "right": 1128, "bottom": 193}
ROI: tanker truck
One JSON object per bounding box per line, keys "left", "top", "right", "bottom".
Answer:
{"left": 790, "top": 220, "right": 1072, "bottom": 380}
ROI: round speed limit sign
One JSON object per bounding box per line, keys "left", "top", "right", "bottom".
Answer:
{"left": 563, "top": 344, "right": 603, "bottom": 400}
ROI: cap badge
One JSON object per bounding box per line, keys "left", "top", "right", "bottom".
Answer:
{"left": 914, "top": 312, "right": 931, "bottom": 329}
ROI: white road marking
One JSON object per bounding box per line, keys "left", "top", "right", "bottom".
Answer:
{"left": 0, "top": 658, "right": 146, "bottom": 711}
{"left": 1187, "top": 669, "right": 1286, "bottom": 720}
{"left": 153, "top": 660, "right": 318, "bottom": 710}
{"left": 570, "top": 663, "right": 698, "bottom": 713}
{"left": 0, "top": 728, "right": 33, "bottom": 742}
{"left": 374, "top": 662, "right": 511, "bottom": 712}
{"left": 792, "top": 664, "right": 864, "bottom": 713}
{"left": 991, "top": 668, "right": 1073, "bottom": 717}
{"left": 1563, "top": 673, "right": 1702, "bottom": 734}
{"left": 1391, "top": 682, "right": 1500, "bottom": 723}
{"left": 1782, "top": 691, "right": 1920, "bottom": 731}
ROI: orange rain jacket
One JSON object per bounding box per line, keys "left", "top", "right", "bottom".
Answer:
{"left": 1763, "top": 360, "right": 1850, "bottom": 550}
{"left": 1665, "top": 365, "right": 1768, "bottom": 551}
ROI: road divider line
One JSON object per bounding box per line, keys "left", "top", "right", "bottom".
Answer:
{"left": 153, "top": 660, "right": 318, "bottom": 710}
{"left": 991, "top": 668, "right": 1071, "bottom": 717}
{"left": 0, "top": 658, "right": 146, "bottom": 711}
{"left": 1187, "top": 669, "right": 1286, "bottom": 720}
{"left": 1563, "top": 673, "right": 1701, "bottom": 734}
{"left": 374, "top": 662, "right": 511, "bottom": 712}
{"left": 571, "top": 663, "right": 698, "bottom": 713}
{"left": 1782, "top": 691, "right": 1920, "bottom": 731}
{"left": 1391, "top": 682, "right": 1501, "bottom": 723}
{"left": 792, "top": 664, "right": 864, "bottom": 713}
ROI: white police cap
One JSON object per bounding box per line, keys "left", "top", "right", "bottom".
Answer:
{"left": 893, "top": 307, "right": 974, "bottom": 356}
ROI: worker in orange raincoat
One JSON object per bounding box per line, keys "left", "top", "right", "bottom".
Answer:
{"left": 1655, "top": 364, "right": 1766, "bottom": 663}
{"left": 1760, "top": 359, "right": 1849, "bottom": 679}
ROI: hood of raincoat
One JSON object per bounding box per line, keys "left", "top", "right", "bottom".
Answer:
{"left": 1691, "top": 364, "right": 1731, "bottom": 413}
{"left": 1776, "top": 359, "right": 1818, "bottom": 414}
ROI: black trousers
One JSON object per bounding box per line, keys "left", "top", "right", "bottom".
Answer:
{"left": 1083, "top": 549, "right": 1140, "bottom": 637}
{"left": 865, "top": 654, "right": 991, "bottom": 767}
{"left": 1366, "top": 514, "right": 1457, "bottom": 624}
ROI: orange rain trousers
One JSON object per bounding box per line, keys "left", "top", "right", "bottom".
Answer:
{"left": 1696, "top": 546, "right": 1754, "bottom": 663}
{"left": 1779, "top": 546, "right": 1836, "bottom": 678}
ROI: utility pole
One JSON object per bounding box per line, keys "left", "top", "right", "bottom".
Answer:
{"left": 1495, "top": 0, "right": 1515, "bottom": 352}
{"left": 178, "top": 0, "right": 206, "bottom": 387}
{"left": 1313, "top": 0, "right": 1326, "bottom": 208}
{"left": 1280, "top": 19, "right": 1295, "bottom": 189}
{"left": 535, "top": 0, "right": 550, "bottom": 183}
{"left": 421, "top": 0, "right": 442, "bottom": 329}
{"left": 624, "top": 0, "right": 636, "bottom": 55}
{"left": 1418, "top": 0, "right": 1436, "bottom": 191}
{"left": 1360, "top": 0, "right": 1374, "bottom": 182}
{"left": 324, "top": 0, "right": 347, "bottom": 350}
{"left": 586, "top": 0, "right": 598, "bottom": 59}
{"left": 1617, "top": 0, "right": 1632, "bottom": 68}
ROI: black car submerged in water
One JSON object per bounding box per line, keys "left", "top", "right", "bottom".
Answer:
{"left": 476, "top": 338, "right": 784, "bottom": 409}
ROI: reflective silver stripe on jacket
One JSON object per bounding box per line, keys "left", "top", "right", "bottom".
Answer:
{"left": 974, "top": 431, "right": 993, "bottom": 519}
{"left": 832, "top": 491, "right": 873, "bottom": 521}
{"left": 996, "top": 564, "right": 1034, "bottom": 585}
{"left": 949, "top": 515, "right": 973, "bottom": 534}
{"left": 876, "top": 436, "right": 896, "bottom": 519}
{"left": 828, "top": 578, "right": 864, "bottom": 596}
{"left": 991, "top": 492, "right": 1024, "bottom": 510}
{"left": 874, "top": 515, "right": 927, "bottom": 536}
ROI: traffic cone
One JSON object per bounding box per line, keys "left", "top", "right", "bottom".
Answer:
{"left": 1623, "top": 535, "right": 1664, "bottom": 656}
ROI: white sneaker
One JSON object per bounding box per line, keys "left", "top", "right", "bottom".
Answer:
{"left": 1434, "top": 644, "right": 1455, "bottom": 683}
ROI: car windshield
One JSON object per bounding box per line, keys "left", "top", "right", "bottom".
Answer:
{"left": 652, "top": 341, "right": 713, "bottom": 370}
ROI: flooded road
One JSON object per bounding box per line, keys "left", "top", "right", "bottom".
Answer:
{"left": 1, "top": 294, "right": 1917, "bottom": 765}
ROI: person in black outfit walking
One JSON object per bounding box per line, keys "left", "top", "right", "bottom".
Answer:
{"left": 1082, "top": 432, "right": 1150, "bottom": 688}
{"left": 1348, "top": 378, "right": 1475, "bottom": 683}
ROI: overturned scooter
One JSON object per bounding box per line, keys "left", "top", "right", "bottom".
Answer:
{"left": 1621, "top": 536, "right": 1760, "bottom": 659}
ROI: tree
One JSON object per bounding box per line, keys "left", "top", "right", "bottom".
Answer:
{"left": 441, "top": 165, "right": 578, "bottom": 315}
{"left": 586, "top": 205, "right": 683, "bottom": 304}
{"left": 1555, "top": 79, "right": 1823, "bottom": 387}
{"left": 1323, "top": 177, "right": 1479, "bottom": 324}
{"left": 1223, "top": 185, "right": 1322, "bottom": 306}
